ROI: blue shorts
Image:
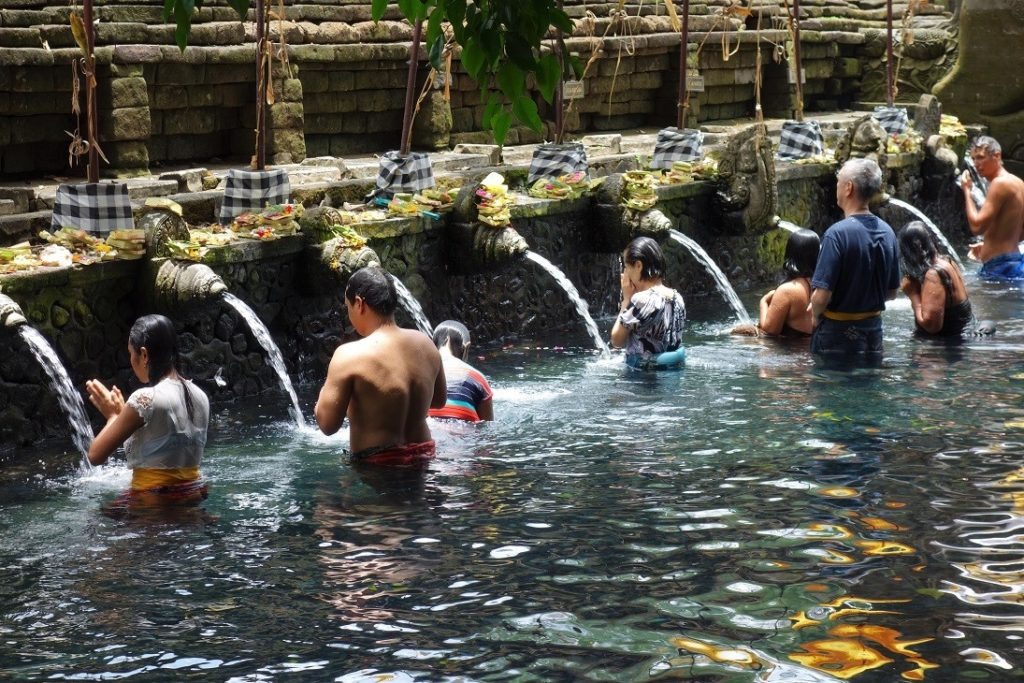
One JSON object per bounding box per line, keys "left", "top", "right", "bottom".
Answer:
{"left": 811, "top": 316, "right": 884, "bottom": 358}
{"left": 625, "top": 348, "right": 685, "bottom": 371}
{"left": 979, "top": 252, "right": 1024, "bottom": 281}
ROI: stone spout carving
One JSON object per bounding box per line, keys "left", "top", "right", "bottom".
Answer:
{"left": 590, "top": 173, "right": 673, "bottom": 251}
{"left": 137, "top": 206, "right": 190, "bottom": 258}
{"left": 446, "top": 222, "right": 529, "bottom": 275}
{"left": 0, "top": 293, "right": 27, "bottom": 328}
{"left": 321, "top": 240, "right": 381, "bottom": 280}
{"left": 152, "top": 259, "right": 228, "bottom": 311}
{"left": 715, "top": 125, "right": 778, "bottom": 234}
{"left": 835, "top": 114, "right": 889, "bottom": 177}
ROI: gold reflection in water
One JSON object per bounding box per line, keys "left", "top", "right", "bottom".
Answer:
{"left": 818, "top": 487, "right": 860, "bottom": 498}
{"left": 670, "top": 636, "right": 762, "bottom": 668}
{"left": 855, "top": 540, "right": 917, "bottom": 556}
{"left": 790, "top": 639, "right": 894, "bottom": 679}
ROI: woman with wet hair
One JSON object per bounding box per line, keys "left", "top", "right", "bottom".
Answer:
{"left": 428, "top": 320, "right": 493, "bottom": 422}
{"left": 899, "top": 221, "right": 974, "bottom": 337}
{"left": 732, "top": 228, "right": 820, "bottom": 337}
{"left": 86, "top": 314, "right": 210, "bottom": 511}
{"left": 610, "top": 236, "right": 687, "bottom": 370}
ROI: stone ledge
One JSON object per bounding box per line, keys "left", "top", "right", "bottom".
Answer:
{"left": 0, "top": 256, "right": 141, "bottom": 293}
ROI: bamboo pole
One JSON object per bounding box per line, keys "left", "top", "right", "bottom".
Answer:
{"left": 83, "top": 0, "right": 99, "bottom": 182}
{"left": 792, "top": 0, "right": 804, "bottom": 122}
{"left": 399, "top": 19, "right": 424, "bottom": 156}
{"left": 254, "top": 0, "right": 267, "bottom": 169}
{"left": 554, "top": 0, "right": 565, "bottom": 144}
{"left": 676, "top": 0, "right": 690, "bottom": 129}
{"left": 886, "top": 0, "right": 895, "bottom": 106}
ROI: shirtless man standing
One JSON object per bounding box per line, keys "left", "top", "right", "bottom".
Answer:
{"left": 315, "top": 266, "right": 446, "bottom": 467}
{"left": 962, "top": 136, "right": 1024, "bottom": 280}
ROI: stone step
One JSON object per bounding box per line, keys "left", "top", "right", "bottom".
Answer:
{"left": 0, "top": 199, "right": 16, "bottom": 216}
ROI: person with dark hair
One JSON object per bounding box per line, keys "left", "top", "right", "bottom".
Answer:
{"left": 610, "top": 236, "right": 687, "bottom": 370}
{"left": 315, "top": 266, "right": 447, "bottom": 467}
{"left": 428, "top": 320, "right": 494, "bottom": 422}
{"left": 961, "top": 136, "right": 1024, "bottom": 279}
{"left": 899, "top": 222, "right": 974, "bottom": 337}
{"left": 85, "top": 314, "right": 210, "bottom": 510}
{"left": 809, "top": 158, "right": 900, "bottom": 361}
{"left": 732, "top": 228, "right": 820, "bottom": 337}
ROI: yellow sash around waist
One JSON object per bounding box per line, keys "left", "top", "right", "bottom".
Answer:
{"left": 131, "top": 467, "right": 201, "bottom": 491}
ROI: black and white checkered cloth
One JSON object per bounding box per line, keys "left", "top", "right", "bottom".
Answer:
{"left": 51, "top": 182, "right": 134, "bottom": 234}
{"left": 372, "top": 151, "right": 435, "bottom": 199}
{"left": 776, "top": 120, "right": 825, "bottom": 161}
{"left": 219, "top": 168, "right": 291, "bottom": 224}
{"left": 651, "top": 127, "right": 704, "bottom": 169}
{"left": 872, "top": 106, "right": 909, "bottom": 135}
{"left": 528, "top": 142, "right": 588, "bottom": 183}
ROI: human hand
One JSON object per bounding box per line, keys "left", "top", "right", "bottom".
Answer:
{"left": 619, "top": 271, "right": 636, "bottom": 308}
{"left": 960, "top": 169, "right": 973, "bottom": 191}
{"left": 968, "top": 242, "right": 982, "bottom": 262}
{"left": 86, "top": 379, "right": 124, "bottom": 420}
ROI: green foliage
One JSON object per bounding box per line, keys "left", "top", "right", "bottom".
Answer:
{"left": 376, "top": 0, "right": 575, "bottom": 145}
{"left": 163, "top": 0, "right": 250, "bottom": 52}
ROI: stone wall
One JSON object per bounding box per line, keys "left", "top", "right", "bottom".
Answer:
{"left": 0, "top": 0, "right": 955, "bottom": 177}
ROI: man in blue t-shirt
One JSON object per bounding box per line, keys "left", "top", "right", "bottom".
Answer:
{"left": 809, "top": 158, "right": 900, "bottom": 361}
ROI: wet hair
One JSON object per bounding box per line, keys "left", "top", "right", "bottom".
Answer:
{"left": 840, "top": 158, "right": 883, "bottom": 202}
{"left": 128, "top": 314, "right": 195, "bottom": 421}
{"left": 432, "top": 320, "right": 471, "bottom": 359}
{"left": 898, "top": 221, "right": 940, "bottom": 284}
{"left": 623, "top": 236, "right": 666, "bottom": 281}
{"left": 971, "top": 135, "right": 1001, "bottom": 157}
{"left": 782, "top": 229, "right": 821, "bottom": 281}
{"left": 345, "top": 266, "right": 398, "bottom": 317}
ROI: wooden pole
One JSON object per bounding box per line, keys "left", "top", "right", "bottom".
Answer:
{"left": 399, "top": 19, "right": 423, "bottom": 156}
{"left": 886, "top": 0, "right": 895, "bottom": 106}
{"left": 792, "top": 0, "right": 804, "bottom": 122}
{"left": 255, "top": 0, "right": 267, "bottom": 169}
{"left": 554, "top": 0, "right": 565, "bottom": 144}
{"left": 83, "top": 0, "right": 99, "bottom": 182}
{"left": 676, "top": 0, "right": 690, "bottom": 129}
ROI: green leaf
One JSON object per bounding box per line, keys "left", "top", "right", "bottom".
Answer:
{"left": 428, "top": 35, "right": 445, "bottom": 70}
{"left": 448, "top": 0, "right": 467, "bottom": 43}
{"left": 505, "top": 34, "right": 536, "bottom": 71}
{"left": 536, "top": 52, "right": 560, "bottom": 103}
{"left": 550, "top": 9, "right": 574, "bottom": 35}
{"left": 224, "top": 0, "right": 249, "bottom": 19}
{"left": 479, "top": 22, "right": 501, "bottom": 64}
{"left": 172, "top": 0, "right": 195, "bottom": 52}
{"left": 460, "top": 39, "right": 484, "bottom": 79}
{"left": 371, "top": 0, "right": 388, "bottom": 22}
{"left": 426, "top": 3, "right": 444, "bottom": 46}
{"left": 482, "top": 93, "right": 500, "bottom": 129}
{"left": 492, "top": 110, "right": 512, "bottom": 146}
{"left": 512, "top": 95, "right": 541, "bottom": 132}
{"left": 163, "top": 0, "right": 175, "bottom": 22}
{"left": 496, "top": 62, "right": 524, "bottom": 100}
{"left": 569, "top": 53, "right": 584, "bottom": 79}
{"left": 397, "top": 0, "right": 416, "bottom": 21}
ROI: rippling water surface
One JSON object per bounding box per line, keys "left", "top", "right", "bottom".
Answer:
{"left": 2, "top": 273, "right": 1023, "bottom": 681}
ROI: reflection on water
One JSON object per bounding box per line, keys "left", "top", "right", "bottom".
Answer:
{"left": 2, "top": 271, "right": 1024, "bottom": 681}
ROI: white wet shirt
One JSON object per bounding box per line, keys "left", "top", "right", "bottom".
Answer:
{"left": 124, "top": 377, "right": 210, "bottom": 469}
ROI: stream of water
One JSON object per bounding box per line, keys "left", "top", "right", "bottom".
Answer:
{"left": 222, "top": 293, "right": 304, "bottom": 428}
{"left": 389, "top": 274, "right": 434, "bottom": 337}
{"left": 668, "top": 229, "right": 753, "bottom": 326}
{"left": 525, "top": 250, "right": 610, "bottom": 355}
{"left": 888, "top": 197, "right": 964, "bottom": 269}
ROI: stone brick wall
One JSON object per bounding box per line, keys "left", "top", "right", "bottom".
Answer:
{"left": 0, "top": 0, "right": 954, "bottom": 177}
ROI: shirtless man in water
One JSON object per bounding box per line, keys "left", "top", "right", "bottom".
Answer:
{"left": 962, "top": 136, "right": 1024, "bottom": 280}
{"left": 315, "top": 266, "right": 446, "bottom": 467}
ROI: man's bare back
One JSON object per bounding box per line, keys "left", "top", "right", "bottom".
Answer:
{"left": 314, "top": 267, "right": 446, "bottom": 456}
{"left": 964, "top": 144, "right": 1024, "bottom": 263}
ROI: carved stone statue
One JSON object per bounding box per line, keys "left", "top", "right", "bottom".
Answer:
{"left": 715, "top": 125, "right": 778, "bottom": 234}
{"left": 835, "top": 114, "right": 889, "bottom": 175}
{"left": 152, "top": 260, "right": 227, "bottom": 310}
{"left": 0, "top": 293, "right": 27, "bottom": 328}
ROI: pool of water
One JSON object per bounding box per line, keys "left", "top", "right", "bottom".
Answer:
{"left": 2, "top": 273, "right": 1024, "bottom": 681}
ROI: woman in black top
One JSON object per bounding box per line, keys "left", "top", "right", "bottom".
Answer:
{"left": 899, "top": 222, "right": 974, "bottom": 337}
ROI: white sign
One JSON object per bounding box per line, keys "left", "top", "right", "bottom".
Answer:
{"left": 687, "top": 73, "right": 705, "bottom": 93}
{"left": 563, "top": 80, "right": 585, "bottom": 100}
{"left": 787, "top": 63, "right": 806, "bottom": 85}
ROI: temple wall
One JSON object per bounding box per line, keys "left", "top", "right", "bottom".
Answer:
{"left": 0, "top": 0, "right": 956, "bottom": 178}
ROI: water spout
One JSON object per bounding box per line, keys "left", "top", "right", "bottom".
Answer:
{"left": 1, "top": 293, "right": 27, "bottom": 328}
{"left": 153, "top": 260, "right": 228, "bottom": 308}
{"left": 388, "top": 274, "right": 433, "bottom": 337}
{"left": 220, "top": 293, "right": 305, "bottom": 428}
{"left": 525, "top": 250, "right": 610, "bottom": 356}
{"left": 777, "top": 219, "right": 802, "bottom": 234}
{"left": 667, "top": 230, "right": 753, "bottom": 326}
{"left": 17, "top": 325, "right": 94, "bottom": 458}
{"left": 886, "top": 198, "right": 964, "bottom": 269}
